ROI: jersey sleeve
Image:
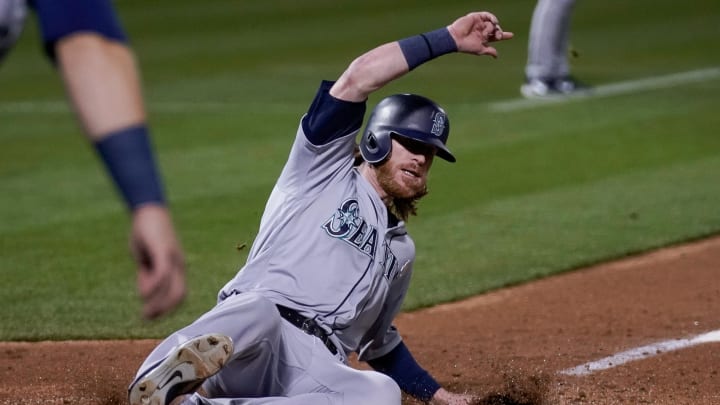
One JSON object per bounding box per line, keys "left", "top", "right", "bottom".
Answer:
{"left": 301, "top": 80, "right": 367, "bottom": 146}
{"left": 273, "top": 81, "right": 366, "bottom": 197}
{"left": 31, "top": 0, "right": 128, "bottom": 61}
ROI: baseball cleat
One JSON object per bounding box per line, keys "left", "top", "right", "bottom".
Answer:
{"left": 520, "top": 76, "right": 591, "bottom": 99}
{"left": 129, "top": 334, "right": 233, "bottom": 405}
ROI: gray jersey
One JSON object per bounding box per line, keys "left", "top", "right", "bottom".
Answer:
{"left": 219, "top": 120, "right": 414, "bottom": 360}
{"left": 131, "top": 112, "right": 416, "bottom": 404}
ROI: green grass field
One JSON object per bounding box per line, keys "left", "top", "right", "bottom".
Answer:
{"left": 1, "top": 0, "right": 719, "bottom": 340}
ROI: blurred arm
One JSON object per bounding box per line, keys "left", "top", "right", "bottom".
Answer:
{"left": 56, "top": 33, "right": 145, "bottom": 139}
{"left": 55, "top": 33, "right": 186, "bottom": 320}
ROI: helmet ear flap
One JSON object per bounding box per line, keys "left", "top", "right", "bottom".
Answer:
{"left": 366, "top": 132, "right": 379, "bottom": 153}
{"left": 360, "top": 130, "right": 392, "bottom": 164}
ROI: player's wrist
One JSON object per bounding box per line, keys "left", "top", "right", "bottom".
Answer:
{"left": 94, "top": 124, "right": 167, "bottom": 211}
{"left": 367, "top": 342, "right": 441, "bottom": 402}
{"left": 397, "top": 27, "right": 458, "bottom": 71}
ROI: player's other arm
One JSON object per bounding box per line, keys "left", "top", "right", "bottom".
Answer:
{"left": 34, "top": 0, "right": 186, "bottom": 320}
{"left": 330, "top": 11, "right": 513, "bottom": 103}
{"left": 58, "top": 35, "right": 186, "bottom": 320}
{"left": 368, "top": 341, "right": 477, "bottom": 404}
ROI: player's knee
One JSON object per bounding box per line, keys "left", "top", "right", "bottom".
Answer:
{"left": 219, "top": 292, "right": 282, "bottom": 338}
{"left": 246, "top": 293, "right": 283, "bottom": 334}
{"left": 353, "top": 372, "right": 401, "bottom": 405}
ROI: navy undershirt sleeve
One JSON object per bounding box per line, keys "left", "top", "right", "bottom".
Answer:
{"left": 367, "top": 341, "right": 441, "bottom": 402}
{"left": 31, "top": 0, "right": 128, "bottom": 61}
{"left": 301, "top": 80, "right": 366, "bottom": 146}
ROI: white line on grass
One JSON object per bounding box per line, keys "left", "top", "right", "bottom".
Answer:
{"left": 559, "top": 329, "right": 720, "bottom": 376}
{"left": 489, "top": 66, "right": 720, "bottom": 113}
{"left": 0, "top": 100, "right": 69, "bottom": 113}
{"left": 0, "top": 100, "right": 262, "bottom": 114}
{"left": 2, "top": 67, "right": 719, "bottom": 115}
{"left": 0, "top": 101, "right": 300, "bottom": 114}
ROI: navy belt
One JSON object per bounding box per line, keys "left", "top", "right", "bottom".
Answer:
{"left": 276, "top": 305, "right": 338, "bottom": 355}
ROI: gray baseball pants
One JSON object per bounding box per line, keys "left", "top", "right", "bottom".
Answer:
{"left": 526, "top": 0, "right": 577, "bottom": 80}
{"left": 133, "top": 292, "right": 401, "bottom": 405}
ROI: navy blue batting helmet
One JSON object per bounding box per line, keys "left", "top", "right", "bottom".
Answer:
{"left": 359, "top": 94, "right": 455, "bottom": 164}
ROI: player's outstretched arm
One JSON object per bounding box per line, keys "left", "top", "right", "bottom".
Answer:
{"left": 330, "top": 10, "right": 512, "bottom": 103}
{"left": 56, "top": 33, "right": 187, "bottom": 320}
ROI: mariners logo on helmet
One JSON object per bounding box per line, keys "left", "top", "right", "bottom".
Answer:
{"left": 431, "top": 112, "right": 446, "bottom": 137}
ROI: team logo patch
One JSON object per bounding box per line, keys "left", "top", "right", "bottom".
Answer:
{"left": 322, "top": 198, "right": 378, "bottom": 257}
{"left": 431, "top": 112, "right": 446, "bottom": 137}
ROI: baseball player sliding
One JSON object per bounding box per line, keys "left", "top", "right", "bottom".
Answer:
{"left": 129, "top": 10, "right": 513, "bottom": 405}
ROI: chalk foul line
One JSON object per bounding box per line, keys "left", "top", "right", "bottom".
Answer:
{"left": 489, "top": 66, "right": 720, "bottom": 113}
{"left": 559, "top": 329, "right": 720, "bottom": 376}
{"left": 2, "top": 68, "right": 719, "bottom": 115}
{"left": 0, "top": 67, "right": 720, "bottom": 114}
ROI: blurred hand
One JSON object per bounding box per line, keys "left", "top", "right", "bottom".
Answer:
{"left": 430, "top": 388, "right": 478, "bottom": 405}
{"left": 130, "top": 204, "right": 186, "bottom": 320}
{"left": 448, "top": 11, "right": 514, "bottom": 58}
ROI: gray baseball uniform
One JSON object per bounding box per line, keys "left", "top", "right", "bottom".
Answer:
{"left": 132, "top": 81, "right": 414, "bottom": 404}
{"left": 525, "top": 0, "right": 577, "bottom": 80}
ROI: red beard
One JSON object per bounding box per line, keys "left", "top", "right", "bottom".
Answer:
{"left": 375, "top": 160, "right": 428, "bottom": 200}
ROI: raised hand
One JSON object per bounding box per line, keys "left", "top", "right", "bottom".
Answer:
{"left": 448, "top": 11, "right": 514, "bottom": 58}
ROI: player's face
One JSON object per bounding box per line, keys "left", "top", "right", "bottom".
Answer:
{"left": 376, "top": 137, "right": 435, "bottom": 199}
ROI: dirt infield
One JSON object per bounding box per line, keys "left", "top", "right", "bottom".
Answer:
{"left": 2, "top": 237, "right": 719, "bottom": 405}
